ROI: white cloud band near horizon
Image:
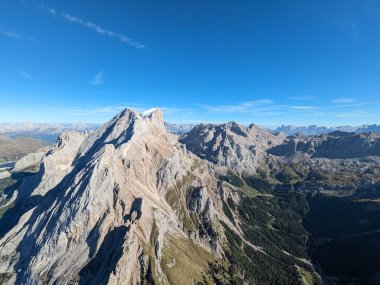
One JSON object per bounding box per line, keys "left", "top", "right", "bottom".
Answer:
{"left": 332, "top": 98, "right": 356, "bottom": 103}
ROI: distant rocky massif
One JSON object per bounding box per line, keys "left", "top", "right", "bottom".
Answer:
{"left": 274, "top": 124, "right": 380, "bottom": 136}
{"left": 0, "top": 122, "right": 99, "bottom": 142}
{"left": 0, "top": 109, "right": 380, "bottom": 285}
{"left": 164, "top": 122, "right": 194, "bottom": 134}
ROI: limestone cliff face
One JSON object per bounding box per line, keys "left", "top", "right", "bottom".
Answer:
{"left": 0, "top": 109, "right": 227, "bottom": 285}
{"left": 268, "top": 131, "right": 380, "bottom": 159}
{"left": 265, "top": 131, "right": 380, "bottom": 192}
{"left": 180, "top": 122, "right": 285, "bottom": 173}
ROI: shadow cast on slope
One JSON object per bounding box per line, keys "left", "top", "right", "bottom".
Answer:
{"left": 12, "top": 161, "right": 94, "bottom": 284}
{"left": 77, "top": 195, "right": 144, "bottom": 284}
{"left": 78, "top": 225, "right": 128, "bottom": 285}
{"left": 0, "top": 169, "right": 43, "bottom": 238}
{"left": 71, "top": 110, "right": 135, "bottom": 167}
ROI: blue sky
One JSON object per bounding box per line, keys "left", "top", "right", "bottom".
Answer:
{"left": 1, "top": 0, "right": 380, "bottom": 126}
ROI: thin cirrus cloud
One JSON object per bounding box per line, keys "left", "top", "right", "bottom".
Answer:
{"left": 90, "top": 71, "right": 104, "bottom": 85}
{"left": 201, "top": 100, "right": 319, "bottom": 115}
{"left": 332, "top": 98, "right": 356, "bottom": 104}
{"left": 201, "top": 99, "right": 274, "bottom": 113}
{"left": 287, "top": 96, "right": 316, "bottom": 101}
{"left": 46, "top": 6, "right": 145, "bottom": 49}
{"left": 290, "top": 106, "right": 316, "bottom": 110}
{"left": 18, "top": 70, "right": 32, "bottom": 79}
{"left": 0, "top": 28, "right": 20, "bottom": 39}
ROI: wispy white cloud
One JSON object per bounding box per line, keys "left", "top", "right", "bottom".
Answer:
{"left": 290, "top": 106, "right": 316, "bottom": 110}
{"left": 351, "top": 23, "right": 359, "bottom": 38}
{"left": 18, "top": 70, "right": 32, "bottom": 79}
{"left": 200, "top": 100, "right": 320, "bottom": 115}
{"left": 46, "top": 6, "right": 145, "bottom": 49}
{"left": 42, "top": 105, "right": 130, "bottom": 116}
{"left": 334, "top": 110, "right": 369, "bottom": 118}
{"left": 90, "top": 71, "right": 104, "bottom": 85}
{"left": 331, "top": 100, "right": 380, "bottom": 109}
{"left": 0, "top": 28, "right": 20, "bottom": 39}
{"left": 332, "top": 98, "right": 355, "bottom": 104}
{"left": 89, "top": 105, "right": 126, "bottom": 114}
{"left": 287, "top": 96, "right": 316, "bottom": 101}
{"left": 201, "top": 99, "right": 274, "bottom": 113}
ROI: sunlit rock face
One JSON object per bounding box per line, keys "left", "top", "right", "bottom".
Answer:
{"left": 180, "top": 121, "right": 285, "bottom": 173}
{"left": 0, "top": 108, "right": 227, "bottom": 285}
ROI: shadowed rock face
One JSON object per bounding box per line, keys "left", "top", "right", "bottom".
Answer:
{"left": 268, "top": 131, "right": 380, "bottom": 159}
{"left": 179, "top": 122, "right": 285, "bottom": 172}
{"left": 0, "top": 108, "right": 225, "bottom": 285}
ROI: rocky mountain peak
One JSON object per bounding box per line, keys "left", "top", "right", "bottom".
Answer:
{"left": 0, "top": 107, "right": 226, "bottom": 285}
{"left": 180, "top": 121, "right": 285, "bottom": 172}
{"left": 77, "top": 108, "right": 166, "bottom": 157}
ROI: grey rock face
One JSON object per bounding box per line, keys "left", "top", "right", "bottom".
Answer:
{"left": 13, "top": 152, "right": 46, "bottom": 173}
{"left": 268, "top": 131, "right": 380, "bottom": 159}
{"left": 187, "top": 187, "right": 214, "bottom": 221}
{"left": 264, "top": 132, "right": 380, "bottom": 192}
{"left": 180, "top": 122, "right": 285, "bottom": 172}
{"left": 0, "top": 170, "right": 10, "bottom": 180}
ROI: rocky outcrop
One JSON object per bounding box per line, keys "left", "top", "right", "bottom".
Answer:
{"left": 180, "top": 122, "right": 285, "bottom": 173}
{"left": 187, "top": 187, "right": 214, "bottom": 221}
{"left": 0, "top": 170, "right": 10, "bottom": 180}
{"left": 264, "top": 132, "right": 380, "bottom": 192}
{"left": 268, "top": 131, "right": 380, "bottom": 159}
{"left": 13, "top": 152, "right": 46, "bottom": 173}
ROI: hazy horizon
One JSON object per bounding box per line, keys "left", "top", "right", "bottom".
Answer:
{"left": 0, "top": 109, "right": 379, "bottom": 130}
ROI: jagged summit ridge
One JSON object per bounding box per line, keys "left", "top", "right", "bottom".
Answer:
{"left": 77, "top": 108, "right": 165, "bottom": 157}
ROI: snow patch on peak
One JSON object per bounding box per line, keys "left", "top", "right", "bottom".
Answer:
{"left": 142, "top": 108, "right": 160, "bottom": 117}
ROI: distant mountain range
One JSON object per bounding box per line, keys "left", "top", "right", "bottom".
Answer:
{"left": 2, "top": 122, "right": 379, "bottom": 140}
{"left": 0, "top": 122, "right": 194, "bottom": 141}
{"left": 0, "top": 122, "right": 100, "bottom": 142}
{"left": 164, "top": 122, "right": 195, "bottom": 134}
{"left": 273, "top": 124, "right": 380, "bottom": 136}
{"left": 0, "top": 122, "right": 99, "bottom": 133}
{"left": 166, "top": 123, "right": 380, "bottom": 137}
